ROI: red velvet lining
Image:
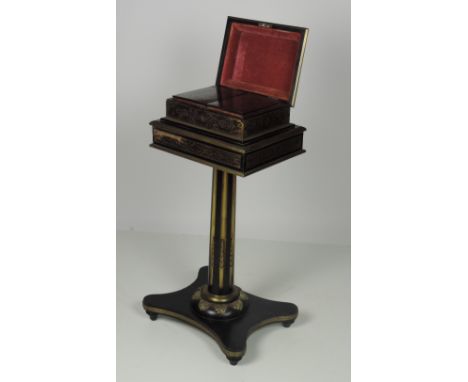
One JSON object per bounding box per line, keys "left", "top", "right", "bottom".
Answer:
{"left": 220, "top": 23, "right": 301, "bottom": 101}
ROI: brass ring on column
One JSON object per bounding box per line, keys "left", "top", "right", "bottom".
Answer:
{"left": 192, "top": 285, "right": 248, "bottom": 319}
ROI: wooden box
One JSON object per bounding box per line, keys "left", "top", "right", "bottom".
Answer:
{"left": 151, "top": 118, "right": 305, "bottom": 176}
{"left": 166, "top": 86, "right": 290, "bottom": 143}
{"left": 152, "top": 16, "right": 308, "bottom": 176}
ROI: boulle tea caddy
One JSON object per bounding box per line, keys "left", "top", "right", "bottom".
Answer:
{"left": 143, "top": 16, "right": 308, "bottom": 365}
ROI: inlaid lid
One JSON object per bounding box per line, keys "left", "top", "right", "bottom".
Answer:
{"left": 216, "top": 16, "right": 308, "bottom": 106}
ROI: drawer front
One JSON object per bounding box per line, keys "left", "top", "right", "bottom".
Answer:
{"left": 153, "top": 126, "right": 242, "bottom": 170}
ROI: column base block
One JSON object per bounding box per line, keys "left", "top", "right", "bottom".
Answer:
{"left": 142, "top": 266, "right": 298, "bottom": 365}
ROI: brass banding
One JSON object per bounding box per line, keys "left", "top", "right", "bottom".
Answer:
{"left": 143, "top": 304, "right": 245, "bottom": 358}
{"left": 208, "top": 170, "right": 218, "bottom": 285}
{"left": 218, "top": 171, "right": 229, "bottom": 289}
{"left": 192, "top": 285, "right": 248, "bottom": 319}
{"left": 143, "top": 303, "right": 298, "bottom": 359}
{"left": 201, "top": 284, "right": 240, "bottom": 303}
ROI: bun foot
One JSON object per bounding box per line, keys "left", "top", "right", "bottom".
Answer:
{"left": 146, "top": 311, "right": 158, "bottom": 321}
{"left": 282, "top": 319, "right": 295, "bottom": 328}
{"left": 143, "top": 266, "right": 298, "bottom": 364}
{"left": 227, "top": 356, "right": 242, "bottom": 366}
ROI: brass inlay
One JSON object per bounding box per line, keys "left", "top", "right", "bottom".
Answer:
{"left": 159, "top": 117, "right": 247, "bottom": 153}
{"left": 209, "top": 238, "right": 215, "bottom": 285}
{"left": 143, "top": 304, "right": 298, "bottom": 359}
{"left": 154, "top": 130, "right": 183, "bottom": 143}
{"left": 151, "top": 143, "right": 244, "bottom": 176}
{"left": 229, "top": 176, "right": 236, "bottom": 286}
{"left": 218, "top": 171, "right": 229, "bottom": 289}
{"left": 192, "top": 289, "right": 201, "bottom": 300}
{"left": 198, "top": 299, "right": 210, "bottom": 312}
{"left": 231, "top": 299, "right": 243, "bottom": 311}
{"left": 143, "top": 305, "right": 245, "bottom": 358}
{"left": 249, "top": 314, "right": 298, "bottom": 335}
{"left": 208, "top": 169, "right": 218, "bottom": 285}
{"left": 234, "top": 120, "right": 245, "bottom": 131}
{"left": 214, "top": 304, "right": 228, "bottom": 315}
{"left": 201, "top": 284, "right": 240, "bottom": 303}
{"left": 229, "top": 240, "right": 234, "bottom": 286}
{"left": 290, "top": 28, "right": 309, "bottom": 107}
{"left": 192, "top": 285, "right": 247, "bottom": 318}
{"left": 219, "top": 238, "right": 225, "bottom": 290}
{"left": 151, "top": 138, "right": 306, "bottom": 178}
{"left": 208, "top": 170, "right": 236, "bottom": 292}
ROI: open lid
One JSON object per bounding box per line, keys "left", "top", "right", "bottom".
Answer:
{"left": 216, "top": 17, "right": 308, "bottom": 106}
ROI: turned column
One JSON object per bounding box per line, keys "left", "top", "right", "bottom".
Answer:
{"left": 192, "top": 168, "right": 247, "bottom": 319}
{"left": 208, "top": 169, "right": 236, "bottom": 295}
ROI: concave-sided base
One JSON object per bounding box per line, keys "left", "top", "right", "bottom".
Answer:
{"left": 142, "top": 266, "right": 298, "bottom": 365}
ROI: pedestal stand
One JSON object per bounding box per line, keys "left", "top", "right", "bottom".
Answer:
{"left": 142, "top": 169, "right": 298, "bottom": 365}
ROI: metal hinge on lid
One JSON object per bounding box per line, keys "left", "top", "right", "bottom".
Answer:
{"left": 258, "top": 22, "right": 272, "bottom": 28}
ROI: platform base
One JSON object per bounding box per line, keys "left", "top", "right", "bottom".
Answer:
{"left": 142, "top": 266, "right": 298, "bottom": 365}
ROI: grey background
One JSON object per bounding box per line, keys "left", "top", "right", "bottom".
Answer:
{"left": 117, "top": 0, "right": 350, "bottom": 245}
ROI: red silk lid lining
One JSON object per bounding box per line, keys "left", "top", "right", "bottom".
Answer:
{"left": 220, "top": 23, "right": 302, "bottom": 101}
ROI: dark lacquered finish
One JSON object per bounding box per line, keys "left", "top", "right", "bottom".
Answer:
{"left": 143, "top": 266, "right": 298, "bottom": 365}
{"left": 174, "top": 86, "right": 288, "bottom": 116}
{"left": 151, "top": 118, "right": 305, "bottom": 177}
{"left": 167, "top": 84, "right": 291, "bottom": 143}
{"left": 173, "top": 86, "right": 245, "bottom": 107}
{"left": 142, "top": 168, "right": 299, "bottom": 364}
{"left": 166, "top": 97, "right": 290, "bottom": 142}
{"left": 208, "top": 170, "right": 236, "bottom": 295}
{"left": 144, "top": 16, "right": 308, "bottom": 365}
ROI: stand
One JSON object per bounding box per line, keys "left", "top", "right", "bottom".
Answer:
{"left": 142, "top": 169, "right": 298, "bottom": 365}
